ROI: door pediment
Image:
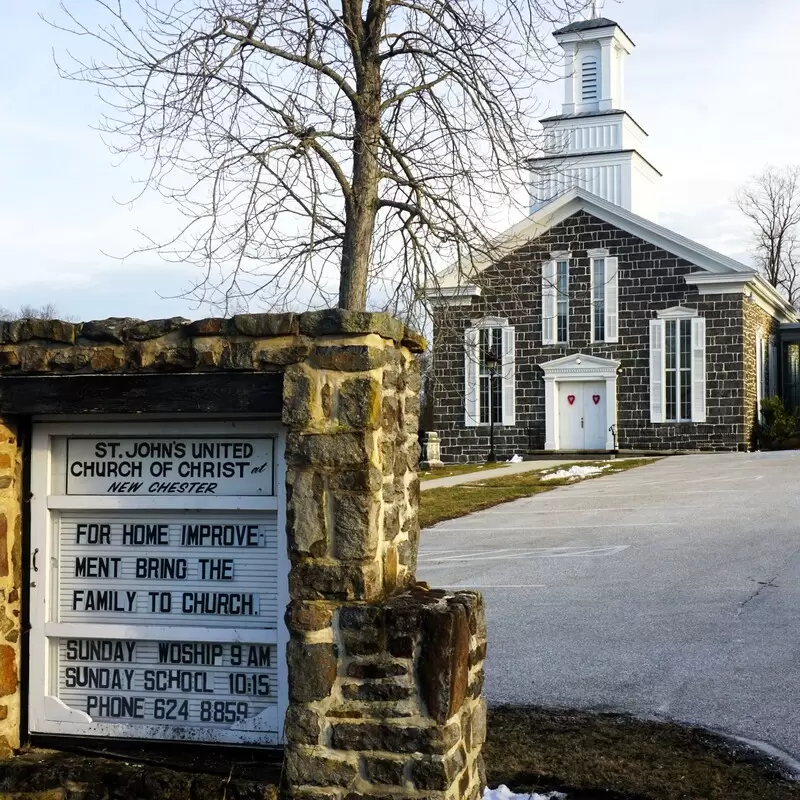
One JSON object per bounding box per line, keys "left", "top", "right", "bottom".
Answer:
{"left": 539, "top": 352, "right": 620, "bottom": 379}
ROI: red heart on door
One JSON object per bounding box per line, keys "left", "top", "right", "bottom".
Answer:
{"left": 592, "top": 394, "right": 601, "bottom": 405}
{"left": 567, "top": 394, "right": 576, "bottom": 406}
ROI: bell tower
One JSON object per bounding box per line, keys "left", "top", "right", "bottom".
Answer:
{"left": 529, "top": 16, "right": 661, "bottom": 220}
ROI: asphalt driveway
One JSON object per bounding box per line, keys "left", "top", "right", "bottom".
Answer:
{"left": 418, "top": 452, "right": 800, "bottom": 761}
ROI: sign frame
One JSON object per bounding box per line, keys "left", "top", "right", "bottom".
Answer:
{"left": 28, "top": 418, "right": 289, "bottom": 745}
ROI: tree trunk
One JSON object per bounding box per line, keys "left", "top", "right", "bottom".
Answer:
{"left": 339, "top": 91, "right": 380, "bottom": 309}
{"left": 338, "top": 1, "right": 384, "bottom": 311}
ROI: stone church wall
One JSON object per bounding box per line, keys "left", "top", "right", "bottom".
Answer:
{"left": 742, "top": 301, "right": 782, "bottom": 448}
{"left": 432, "top": 210, "right": 760, "bottom": 459}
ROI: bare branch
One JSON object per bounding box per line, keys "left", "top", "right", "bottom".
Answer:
{"left": 49, "top": 0, "right": 592, "bottom": 314}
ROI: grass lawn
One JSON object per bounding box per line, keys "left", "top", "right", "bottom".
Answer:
{"left": 419, "top": 459, "right": 656, "bottom": 529}
{"left": 419, "top": 462, "right": 513, "bottom": 482}
{"left": 486, "top": 706, "right": 800, "bottom": 800}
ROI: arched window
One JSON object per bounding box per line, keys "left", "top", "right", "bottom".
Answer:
{"left": 581, "top": 56, "right": 598, "bottom": 101}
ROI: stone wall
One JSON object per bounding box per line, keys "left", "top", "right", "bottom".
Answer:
{"left": 282, "top": 315, "right": 486, "bottom": 800}
{"left": 0, "top": 421, "right": 22, "bottom": 756}
{"left": 285, "top": 591, "right": 486, "bottom": 800}
{"left": 743, "top": 300, "right": 782, "bottom": 447}
{"left": 432, "top": 210, "right": 757, "bottom": 459}
{"left": 0, "top": 309, "right": 486, "bottom": 799}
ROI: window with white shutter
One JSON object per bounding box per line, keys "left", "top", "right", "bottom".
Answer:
{"left": 542, "top": 261, "right": 556, "bottom": 345}
{"left": 464, "top": 327, "right": 479, "bottom": 427}
{"left": 690, "top": 317, "right": 706, "bottom": 422}
{"left": 591, "top": 258, "right": 606, "bottom": 342}
{"left": 650, "top": 309, "right": 706, "bottom": 423}
{"left": 501, "top": 327, "right": 516, "bottom": 426}
{"left": 769, "top": 337, "right": 778, "bottom": 397}
{"left": 649, "top": 319, "right": 664, "bottom": 423}
{"left": 604, "top": 257, "right": 619, "bottom": 342}
{"left": 755, "top": 330, "right": 763, "bottom": 418}
{"left": 465, "top": 320, "right": 516, "bottom": 426}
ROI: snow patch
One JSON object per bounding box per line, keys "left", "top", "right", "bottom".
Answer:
{"left": 540, "top": 464, "right": 610, "bottom": 481}
{"left": 507, "top": 453, "right": 524, "bottom": 463}
{"left": 483, "top": 786, "right": 567, "bottom": 800}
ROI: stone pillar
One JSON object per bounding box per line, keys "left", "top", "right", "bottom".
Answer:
{"left": 283, "top": 311, "right": 487, "bottom": 800}
{"left": 0, "top": 420, "right": 23, "bottom": 756}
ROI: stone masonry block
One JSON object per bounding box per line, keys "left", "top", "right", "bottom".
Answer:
{"left": 8, "top": 318, "right": 76, "bottom": 345}
{"left": 0, "top": 515, "right": 8, "bottom": 578}
{"left": 339, "top": 377, "right": 381, "bottom": 430}
{"left": 346, "top": 661, "right": 409, "bottom": 679}
{"left": 289, "top": 561, "right": 384, "bottom": 603}
{"left": 332, "top": 492, "right": 380, "bottom": 561}
{"left": 287, "top": 470, "right": 327, "bottom": 558}
{"left": 219, "top": 341, "right": 255, "bottom": 370}
{"left": 285, "top": 600, "right": 335, "bottom": 633}
{"left": 286, "top": 640, "right": 338, "bottom": 703}
{"left": 341, "top": 682, "right": 412, "bottom": 702}
{"left": 0, "top": 646, "right": 18, "bottom": 697}
{"left": 284, "top": 705, "right": 325, "bottom": 746}
{"left": 254, "top": 341, "right": 312, "bottom": 369}
{"left": 285, "top": 749, "right": 358, "bottom": 788}
{"left": 328, "top": 467, "right": 383, "bottom": 493}
{"left": 311, "top": 345, "right": 389, "bottom": 372}
{"left": 330, "top": 721, "right": 456, "bottom": 755}
{"left": 363, "top": 755, "right": 407, "bottom": 786}
{"left": 286, "top": 433, "right": 371, "bottom": 469}
{"left": 231, "top": 312, "right": 297, "bottom": 337}
{"left": 283, "top": 368, "right": 314, "bottom": 428}
{"left": 419, "top": 602, "right": 470, "bottom": 724}
{"left": 338, "top": 604, "right": 382, "bottom": 631}
{"left": 298, "top": 310, "right": 405, "bottom": 342}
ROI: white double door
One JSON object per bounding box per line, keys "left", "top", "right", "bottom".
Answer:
{"left": 558, "top": 381, "right": 607, "bottom": 450}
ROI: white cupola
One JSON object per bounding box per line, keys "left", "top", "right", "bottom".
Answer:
{"left": 529, "top": 16, "right": 661, "bottom": 220}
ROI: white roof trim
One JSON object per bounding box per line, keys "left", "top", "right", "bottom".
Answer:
{"left": 684, "top": 272, "right": 797, "bottom": 322}
{"left": 424, "top": 284, "right": 482, "bottom": 307}
{"left": 430, "top": 187, "right": 758, "bottom": 292}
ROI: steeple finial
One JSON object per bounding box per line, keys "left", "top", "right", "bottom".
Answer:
{"left": 591, "top": 0, "right": 600, "bottom": 18}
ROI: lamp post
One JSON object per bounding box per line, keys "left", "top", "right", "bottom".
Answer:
{"left": 485, "top": 348, "right": 501, "bottom": 463}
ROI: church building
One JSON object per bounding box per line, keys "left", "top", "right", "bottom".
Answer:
{"left": 428, "top": 16, "right": 798, "bottom": 459}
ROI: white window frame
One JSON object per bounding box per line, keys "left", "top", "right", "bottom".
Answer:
{"left": 478, "top": 327, "right": 503, "bottom": 427}
{"left": 543, "top": 251, "right": 571, "bottom": 347}
{"left": 28, "top": 418, "right": 288, "bottom": 746}
{"left": 650, "top": 306, "right": 706, "bottom": 424}
{"left": 464, "top": 318, "right": 515, "bottom": 427}
{"left": 768, "top": 335, "right": 778, "bottom": 398}
{"left": 555, "top": 258, "right": 570, "bottom": 345}
{"left": 755, "top": 330, "right": 764, "bottom": 420}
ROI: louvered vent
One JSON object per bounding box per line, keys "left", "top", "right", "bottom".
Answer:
{"left": 581, "top": 57, "right": 598, "bottom": 101}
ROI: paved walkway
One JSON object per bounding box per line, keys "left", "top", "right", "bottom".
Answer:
{"left": 421, "top": 458, "right": 601, "bottom": 491}
{"left": 418, "top": 451, "right": 800, "bottom": 762}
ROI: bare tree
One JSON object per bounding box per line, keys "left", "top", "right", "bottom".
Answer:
{"left": 0, "top": 304, "right": 76, "bottom": 321}
{"left": 50, "top": 0, "right": 590, "bottom": 314}
{"left": 736, "top": 166, "right": 800, "bottom": 307}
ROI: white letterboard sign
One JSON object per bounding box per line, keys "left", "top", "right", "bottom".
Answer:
{"left": 59, "top": 513, "right": 279, "bottom": 627}
{"left": 66, "top": 437, "right": 274, "bottom": 495}
{"left": 30, "top": 425, "right": 286, "bottom": 746}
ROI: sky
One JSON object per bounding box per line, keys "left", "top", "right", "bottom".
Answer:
{"left": 1, "top": 0, "right": 799, "bottom": 322}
